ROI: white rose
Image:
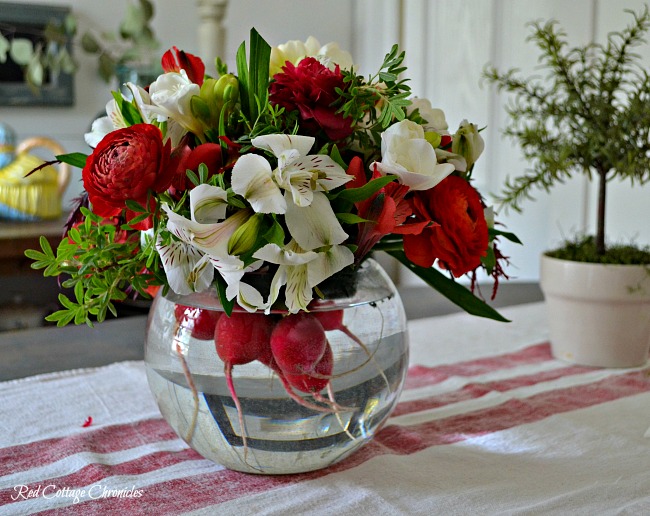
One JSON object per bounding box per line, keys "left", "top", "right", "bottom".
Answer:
{"left": 148, "top": 70, "right": 202, "bottom": 134}
{"left": 372, "top": 120, "right": 455, "bottom": 191}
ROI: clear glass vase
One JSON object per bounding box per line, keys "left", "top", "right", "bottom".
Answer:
{"left": 144, "top": 259, "right": 409, "bottom": 474}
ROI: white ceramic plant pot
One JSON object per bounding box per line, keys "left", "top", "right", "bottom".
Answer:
{"left": 540, "top": 254, "right": 650, "bottom": 368}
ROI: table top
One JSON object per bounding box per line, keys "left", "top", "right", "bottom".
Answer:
{"left": 1, "top": 302, "right": 649, "bottom": 515}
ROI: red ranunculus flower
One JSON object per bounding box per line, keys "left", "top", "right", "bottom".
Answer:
{"left": 169, "top": 141, "right": 224, "bottom": 192}
{"left": 161, "top": 46, "right": 205, "bottom": 85}
{"left": 82, "top": 124, "right": 173, "bottom": 230}
{"left": 269, "top": 57, "right": 353, "bottom": 141}
{"left": 403, "top": 175, "right": 488, "bottom": 277}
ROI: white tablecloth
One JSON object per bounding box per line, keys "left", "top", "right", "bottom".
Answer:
{"left": 1, "top": 302, "right": 649, "bottom": 515}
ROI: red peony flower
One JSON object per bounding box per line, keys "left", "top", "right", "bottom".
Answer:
{"left": 169, "top": 141, "right": 224, "bottom": 192}
{"left": 161, "top": 46, "right": 205, "bottom": 85}
{"left": 403, "top": 175, "right": 488, "bottom": 277}
{"left": 269, "top": 57, "right": 353, "bottom": 141}
{"left": 82, "top": 124, "right": 173, "bottom": 230}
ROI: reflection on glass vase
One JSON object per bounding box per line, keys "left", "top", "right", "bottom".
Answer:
{"left": 144, "top": 258, "right": 409, "bottom": 474}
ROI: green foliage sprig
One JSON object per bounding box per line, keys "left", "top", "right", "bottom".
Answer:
{"left": 483, "top": 6, "right": 650, "bottom": 256}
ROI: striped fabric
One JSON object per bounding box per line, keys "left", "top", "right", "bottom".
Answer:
{"left": 1, "top": 303, "right": 649, "bottom": 515}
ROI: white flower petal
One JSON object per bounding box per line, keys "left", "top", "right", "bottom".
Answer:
{"left": 164, "top": 205, "right": 250, "bottom": 263}
{"left": 284, "top": 263, "right": 313, "bottom": 313}
{"left": 231, "top": 154, "right": 287, "bottom": 214}
{"left": 374, "top": 160, "right": 454, "bottom": 190}
{"left": 252, "top": 134, "right": 315, "bottom": 158}
{"left": 155, "top": 238, "right": 214, "bottom": 295}
{"left": 190, "top": 184, "right": 229, "bottom": 223}
{"left": 307, "top": 245, "right": 355, "bottom": 287}
{"left": 285, "top": 191, "right": 348, "bottom": 250}
{"left": 373, "top": 123, "right": 455, "bottom": 190}
{"left": 253, "top": 242, "right": 318, "bottom": 265}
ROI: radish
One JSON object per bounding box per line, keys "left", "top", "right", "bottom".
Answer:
{"left": 174, "top": 304, "right": 221, "bottom": 340}
{"left": 214, "top": 311, "right": 275, "bottom": 457}
{"left": 270, "top": 313, "right": 327, "bottom": 376}
{"left": 313, "top": 309, "right": 390, "bottom": 390}
{"left": 284, "top": 343, "right": 333, "bottom": 394}
{"left": 270, "top": 314, "right": 349, "bottom": 412}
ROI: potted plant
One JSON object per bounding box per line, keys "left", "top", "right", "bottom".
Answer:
{"left": 484, "top": 6, "right": 650, "bottom": 367}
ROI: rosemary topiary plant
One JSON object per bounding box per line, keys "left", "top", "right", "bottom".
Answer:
{"left": 483, "top": 6, "right": 650, "bottom": 262}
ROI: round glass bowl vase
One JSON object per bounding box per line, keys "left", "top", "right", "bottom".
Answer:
{"left": 144, "top": 259, "right": 409, "bottom": 474}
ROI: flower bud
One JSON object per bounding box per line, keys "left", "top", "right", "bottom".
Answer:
{"left": 214, "top": 74, "right": 239, "bottom": 106}
{"left": 452, "top": 120, "right": 485, "bottom": 172}
{"left": 227, "top": 213, "right": 263, "bottom": 255}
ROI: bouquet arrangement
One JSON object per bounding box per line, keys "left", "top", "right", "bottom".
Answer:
{"left": 28, "top": 29, "right": 516, "bottom": 326}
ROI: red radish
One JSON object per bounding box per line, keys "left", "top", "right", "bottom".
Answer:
{"left": 214, "top": 312, "right": 276, "bottom": 456}
{"left": 174, "top": 304, "right": 221, "bottom": 340}
{"left": 270, "top": 313, "right": 327, "bottom": 376}
{"left": 284, "top": 343, "right": 333, "bottom": 394}
{"left": 312, "top": 309, "right": 345, "bottom": 331}
{"left": 215, "top": 312, "right": 274, "bottom": 365}
{"left": 313, "top": 309, "right": 390, "bottom": 390}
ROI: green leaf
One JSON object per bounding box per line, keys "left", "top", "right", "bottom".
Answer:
{"left": 0, "top": 33, "right": 10, "bottom": 62}
{"left": 387, "top": 249, "right": 510, "bottom": 322}
{"left": 336, "top": 213, "right": 369, "bottom": 225}
{"left": 235, "top": 28, "right": 271, "bottom": 122}
{"left": 329, "top": 145, "right": 347, "bottom": 169}
{"left": 55, "top": 152, "right": 88, "bottom": 169}
{"left": 9, "top": 38, "right": 33, "bottom": 65}
{"left": 489, "top": 228, "right": 523, "bottom": 244}
{"left": 81, "top": 32, "right": 101, "bottom": 53}
{"left": 334, "top": 175, "right": 396, "bottom": 203}
{"left": 215, "top": 277, "right": 234, "bottom": 316}
{"left": 125, "top": 199, "right": 147, "bottom": 213}
{"left": 235, "top": 40, "right": 250, "bottom": 119}
{"left": 263, "top": 218, "right": 285, "bottom": 246}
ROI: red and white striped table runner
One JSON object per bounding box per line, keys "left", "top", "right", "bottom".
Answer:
{"left": 1, "top": 303, "right": 649, "bottom": 515}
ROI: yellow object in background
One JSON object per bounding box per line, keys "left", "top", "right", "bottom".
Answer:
{"left": 0, "top": 137, "right": 71, "bottom": 221}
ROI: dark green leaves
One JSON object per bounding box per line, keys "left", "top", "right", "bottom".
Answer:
{"left": 387, "top": 249, "right": 510, "bottom": 322}
{"left": 236, "top": 28, "right": 271, "bottom": 122}
{"left": 55, "top": 152, "right": 88, "bottom": 169}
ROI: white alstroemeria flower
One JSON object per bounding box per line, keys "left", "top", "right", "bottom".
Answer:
{"left": 124, "top": 82, "right": 154, "bottom": 123}
{"left": 406, "top": 97, "right": 449, "bottom": 133}
{"left": 221, "top": 261, "right": 270, "bottom": 313}
{"left": 252, "top": 134, "right": 352, "bottom": 207}
{"left": 84, "top": 99, "right": 123, "bottom": 148}
{"left": 253, "top": 240, "right": 354, "bottom": 313}
{"left": 285, "top": 191, "right": 349, "bottom": 251}
{"left": 231, "top": 154, "right": 287, "bottom": 214}
{"left": 156, "top": 238, "right": 214, "bottom": 295}
{"left": 83, "top": 82, "right": 184, "bottom": 148}
{"left": 148, "top": 70, "right": 202, "bottom": 134}
{"left": 158, "top": 206, "right": 255, "bottom": 297}
{"left": 190, "top": 184, "right": 229, "bottom": 223}
{"left": 372, "top": 119, "right": 455, "bottom": 191}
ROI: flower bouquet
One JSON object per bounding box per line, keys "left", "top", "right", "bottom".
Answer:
{"left": 29, "top": 29, "right": 514, "bottom": 324}
{"left": 27, "top": 30, "right": 518, "bottom": 473}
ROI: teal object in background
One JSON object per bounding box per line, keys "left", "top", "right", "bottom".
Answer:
{"left": 0, "top": 122, "right": 16, "bottom": 169}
